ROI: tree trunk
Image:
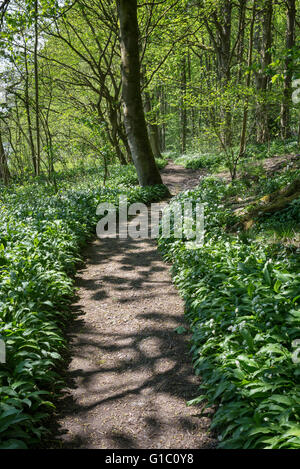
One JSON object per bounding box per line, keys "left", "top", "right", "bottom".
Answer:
{"left": 280, "top": 0, "right": 296, "bottom": 139}
{"left": 237, "top": 0, "right": 247, "bottom": 83}
{"left": 206, "top": 0, "right": 232, "bottom": 147}
{"left": 159, "top": 85, "right": 166, "bottom": 152}
{"left": 0, "top": 128, "right": 10, "bottom": 184}
{"left": 118, "top": 122, "right": 133, "bottom": 163}
{"left": 34, "top": 0, "right": 41, "bottom": 175}
{"left": 108, "top": 105, "right": 128, "bottom": 165}
{"left": 238, "top": 177, "right": 300, "bottom": 230}
{"left": 254, "top": 0, "right": 273, "bottom": 143}
{"left": 187, "top": 50, "right": 196, "bottom": 144}
{"left": 180, "top": 55, "right": 187, "bottom": 154}
{"left": 24, "top": 41, "right": 37, "bottom": 175}
{"left": 238, "top": 0, "right": 257, "bottom": 158}
{"left": 144, "top": 91, "right": 162, "bottom": 159}
{"left": 117, "top": 0, "right": 163, "bottom": 186}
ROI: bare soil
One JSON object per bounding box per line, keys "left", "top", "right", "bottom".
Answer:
{"left": 52, "top": 163, "right": 216, "bottom": 449}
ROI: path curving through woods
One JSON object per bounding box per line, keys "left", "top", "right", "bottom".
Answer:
{"left": 52, "top": 163, "right": 216, "bottom": 449}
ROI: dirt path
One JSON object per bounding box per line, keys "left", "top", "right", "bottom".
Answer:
{"left": 53, "top": 163, "right": 215, "bottom": 449}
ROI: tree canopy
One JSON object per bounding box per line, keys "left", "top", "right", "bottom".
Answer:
{"left": 0, "top": 0, "right": 299, "bottom": 182}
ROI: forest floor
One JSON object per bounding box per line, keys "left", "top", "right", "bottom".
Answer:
{"left": 215, "top": 153, "right": 299, "bottom": 182}
{"left": 51, "top": 162, "right": 216, "bottom": 449}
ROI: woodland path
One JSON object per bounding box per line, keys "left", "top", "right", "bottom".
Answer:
{"left": 52, "top": 163, "right": 216, "bottom": 449}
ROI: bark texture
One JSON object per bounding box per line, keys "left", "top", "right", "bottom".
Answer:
{"left": 237, "top": 177, "right": 300, "bottom": 230}
{"left": 117, "top": 0, "right": 163, "bottom": 186}
{"left": 254, "top": 0, "right": 273, "bottom": 143}
{"left": 280, "top": 0, "right": 296, "bottom": 139}
{"left": 0, "top": 129, "right": 10, "bottom": 184}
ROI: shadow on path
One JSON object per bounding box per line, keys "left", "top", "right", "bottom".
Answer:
{"left": 51, "top": 164, "right": 215, "bottom": 449}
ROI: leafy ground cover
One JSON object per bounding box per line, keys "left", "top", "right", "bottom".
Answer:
{"left": 158, "top": 172, "right": 300, "bottom": 449}
{"left": 174, "top": 153, "right": 222, "bottom": 170}
{"left": 155, "top": 155, "right": 169, "bottom": 170}
{"left": 0, "top": 165, "right": 168, "bottom": 449}
{"left": 243, "top": 139, "right": 299, "bottom": 161}
{"left": 173, "top": 139, "right": 299, "bottom": 176}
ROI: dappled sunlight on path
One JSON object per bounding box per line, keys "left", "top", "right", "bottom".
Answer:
{"left": 53, "top": 164, "right": 215, "bottom": 449}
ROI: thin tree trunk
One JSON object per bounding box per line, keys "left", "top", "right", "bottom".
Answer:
{"left": 24, "top": 41, "right": 37, "bottom": 174}
{"left": 187, "top": 50, "right": 195, "bottom": 145}
{"left": 144, "top": 91, "right": 162, "bottom": 159}
{"left": 239, "top": 0, "right": 257, "bottom": 159}
{"left": 237, "top": 0, "right": 247, "bottom": 83}
{"left": 34, "top": 0, "right": 41, "bottom": 175}
{"left": 280, "top": 0, "right": 296, "bottom": 139}
{"left": 180, "top": 55, "right": 187, "bottom": 154}
{"left": 206, "top": 0, "right": 232, "bottom": 147}
{"left": 159, "top": 85, "right": 166, "bottom": 152}
{"left": 108, "top": 105, "right": 128, "bottom": 165}
{"left": 254, "top": 0, "right": 273, "bottom": 143}
{"left": 117, "top": 0, "right": 163, "bottom": 186}
{"left": 118, "top": 122, "right": 133, "bottom": 163}
{"left": 0, "top": 128, "right": 10, "bottom": 184}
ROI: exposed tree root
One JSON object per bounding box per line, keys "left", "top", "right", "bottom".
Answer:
{"left": 235, "top": 177, "right": 300, "bottom": 230}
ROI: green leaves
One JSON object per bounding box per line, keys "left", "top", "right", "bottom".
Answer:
{"left": 0, "top": 439, "right": 28, "bottom": 450}
{"left": 174, "top": 153, "right": 222, "bottom": 170}
{"left": 0, "top": 166, "right": 168, "bottom": 448}
{"left": 158, "top": 176, "right": 300, "bottom": 449}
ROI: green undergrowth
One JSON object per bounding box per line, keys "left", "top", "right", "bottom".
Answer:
{"left": 173, "top": 139, "right": 299, "bottom": 175}
{"left": 25, "top": 162, "right": 139, "bottom": 189}
{"left": 0, "top": 165, "right": 168, "bottom": 449}
{"left": 243, "top": 139, "right": 299, "bottom": 161}
{"left": 155, "top": 155, "right": 169, "bottom": 170}
{"left": 224, "top": 167, "right": 300, "bottom": 199}
{"left": 174, "top": 153, "right": 222, "bottom": 170}
{"left": 158, "top": 176, "right": 300, "bottom": 449}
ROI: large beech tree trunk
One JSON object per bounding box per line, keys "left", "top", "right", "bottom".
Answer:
{"left": 117, "top": 0, "right": 163, "bottom": 186}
